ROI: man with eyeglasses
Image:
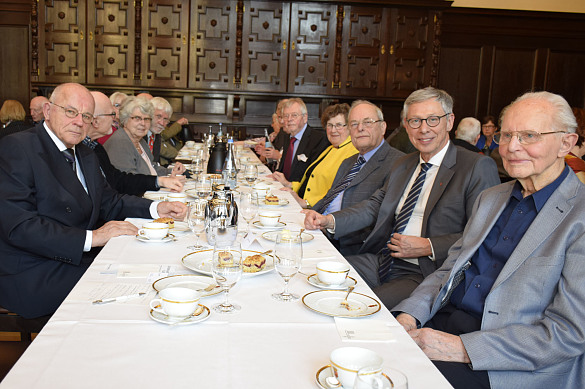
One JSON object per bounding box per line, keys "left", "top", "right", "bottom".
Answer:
{"left": 274, "top": 98, "right": 329, "bottom": 182}
{"left": 0, "top": 83, "right": 187, "bottom": 319}
{"left": 150, "top": 96, "right": 189, "bottom": 166}
{"left": 391, "top": 91, "right": 585, "bottom": 389}
{"left": 305, "top": 87, "right": 499, "bottom": 309}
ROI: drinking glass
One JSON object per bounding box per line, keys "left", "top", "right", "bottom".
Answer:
{"left": 243, "top": 164, "right": 258, "bottom": 186}
{"left": 354, "top": 367, "right": 408, "bottom": 389}
{"left": 211, "top": 242, "right": 243, "bottom": 313}
{"left": 187, "top": 199, "right": 206, "bottom": 250}
{"left": 272, "top": 231, "right": 302, "bottom": 302}
{"left": 195, "top": 175, "right": 212, "bottom": 199}
{"left": 239, "top": 192, "right": 258, "bottom": 234}
{"left": 191, "top": 158, "right": 204, "bottom": 177}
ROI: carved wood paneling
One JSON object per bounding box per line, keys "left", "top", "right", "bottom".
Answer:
{"left": 241, "top": 1, "right": 290, "bottom": 93}
{"left": 142, "top": 0, "right": 189, "bottom": 88}
{"left": 339, "top": 5, "right": 390, "bottom": 97}
{"left": 38, "top": 0, "right": 87, "bottom": 83}
{"left": 87, "top": 0, "right": 134, "bottom": 85}
{"left": 287, "top": 2, "right": 337, "bottom": 95}
{"left": 189, "top": 1, "right": 237, "bottom": 90}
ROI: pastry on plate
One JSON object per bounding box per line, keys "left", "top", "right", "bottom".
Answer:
{"left": 217, "top": 251, "right": 234, "bottom": 266}
{"left": 265, "top": 195, "right": 279, "bottom": 205}
{"left": 154, "top": 217, "right": 174, "bottom": 229}
{"left": 243, "top": 254, "right": 266, "bottom": 273}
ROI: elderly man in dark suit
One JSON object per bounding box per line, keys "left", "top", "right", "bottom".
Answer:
{"left": 275, "top": 98, "right": 330, "bottom": 182}
{"left": 305, "top": 87, "right": 500, "bottom": 309}
{"left": 0, "top": 83, "right": 186, "bottom": 319}
{"left": 309, "top": 100, "right": 405, "bottom": 256}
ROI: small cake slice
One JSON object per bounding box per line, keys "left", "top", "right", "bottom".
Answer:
{"left": 243, "top": 254, "right": 266, "bottom": 273}
{"left": 154, "top": 217, "right": 175, "bottom": 229}
{"left": 265, "top": 195, "right": 279, "bottom": 205}
{"left": 217, "top": 251, "right": 234, "bottom": 266}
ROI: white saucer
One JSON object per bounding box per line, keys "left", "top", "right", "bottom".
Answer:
{"left": 302, "top": 290, "right": 381, "bottom": 318}
{"left": 152, "top": 274, "right": 221, "bottom": 297}
{"left": 315, "top": 365, "right": 393, "bottom": 389}
{"left": 252, "top": 221, "right": 286, "bottom": 229}
{"left": 136, "top": 234, "right": 175, "bottom": 243}
{"left": 307, "top": 274, "right": 357, "bottom": 290}
{"left": 171, "top": 221, "right": 190, "bottom": 234}
{"left": 149, "top": 304, "right": 210, "bottom": 325}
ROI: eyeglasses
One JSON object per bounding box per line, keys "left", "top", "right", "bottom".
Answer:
{"left": 349, "top": 119, "right": 382, "bottom": 130}
{"left": 283, "top": 113, "right": 304, "bottom": 120}
{"left": 113, "top": 103, "right": 121, "bottom": 108}
{"left": 406, "top": 113, "right": 450, "bottom": 129}
{"left": 154, "top": 114, "right": 170, "bottom": 124}
{"left": 482, "top": 125, "right": 496, "bottom": 129}
{"left": 493, "top": 130, "right": 567, "bottom": 145}
{"left": 130, "top": 116, "right": 152, "bottom": 123}
{"left": 94, "top": 113, "right": 116, "bottom": 119}
{"left": 50, "top": 102, "right": 94, "bottom": 124}
{"left": 326, "top": 123, "right": 347, "bottom": 130}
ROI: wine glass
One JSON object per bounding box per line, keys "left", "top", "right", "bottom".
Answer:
{"left": 354, "top": 367, "right": 408, "bottom": 389}
{"left": 191, "top": 158, "right": 204, "bottom": 177}
{"left": 195, "top": 175, "right": 212, "bottom": 199}
{"left": 239, "top": 192, "right": 258, "bottom": 234}
{"left": 187, "top": 199, "right": 206, "bottom": 250}
{"left": 243, "top": 164, "right": 258, "bottom": 186}
{"left": 272, "top": 231, "right": 302, "bottom": 302}
{"left": 211, "top": 242, "right": 243, "bottom": 313}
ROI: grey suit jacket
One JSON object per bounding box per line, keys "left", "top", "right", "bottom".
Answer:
{"left": 334, "top": 143, "right": 500, "bottom": 276}
{"left": 313, "top": 142, "right": 405, "bottom": 255}
{"left": 104, "top": 128, "right": 168, "bottom": 176}
{"left": 394, "top": 171, "right": 585, "bottom": 389}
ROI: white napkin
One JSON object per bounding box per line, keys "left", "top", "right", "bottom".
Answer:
{"left": 302, "top": 248, "right": 338, "bottom": 261}
{"left": 241, "top": 232, "right": 266, "bottom": 251}
{"left": 334, "top": 317, "right": 397, "bottom": 342}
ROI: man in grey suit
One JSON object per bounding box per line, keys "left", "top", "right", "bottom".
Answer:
{"left": 305, "top": 87, "right": 500, "bottom": 308}
{"left": 310, "top": 100, "right": 405, "bottom": 256}
{"left": 393, "top": 91, "right": 585, "bottom": 389}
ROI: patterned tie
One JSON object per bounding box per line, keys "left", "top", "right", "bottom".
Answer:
{"left": 148, "top": 134, "right": 155, "bottom": 151}
{"left": 62, "top": 148, "right": 76, "bottom": 173}
{"left": 281, "top": 136, "right": 297, "bottom": 179}
{"left": 313, "top": 155, "right": 366, "bottom": 213}
{"left": 438, "top": 260, "right": 471, "bottom": 310}
{"left": 378, "top": 162, "right": 432, "bottom": 282}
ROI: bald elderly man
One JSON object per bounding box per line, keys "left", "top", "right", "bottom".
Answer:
{"left": 29, "top": 95, "right": 49, "bottom": 124}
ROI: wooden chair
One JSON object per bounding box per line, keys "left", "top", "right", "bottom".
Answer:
{"left": 0, "top": 306, "right": 50, "bottom": 344}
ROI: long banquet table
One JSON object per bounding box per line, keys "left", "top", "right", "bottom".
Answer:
{"left": 0, "top": 146, "right": 452, "bottom": 389}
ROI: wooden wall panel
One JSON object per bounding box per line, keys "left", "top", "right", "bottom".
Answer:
{"left": 0, "top": 26, "right": 30, "bottom": 106}
{"left": 546, "top": 51, "right": 585, "bottom": 109}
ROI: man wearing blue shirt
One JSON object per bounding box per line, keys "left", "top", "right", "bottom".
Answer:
{"left": 393, "top": 91, "right": 584, "bottom": 389}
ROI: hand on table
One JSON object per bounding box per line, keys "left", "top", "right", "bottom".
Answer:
{"left": 92, "top": 221, "right": 139, "bottom": 247}
{"left": 171, "top": 162, "right": 186, "bottom": 176}
{"left": 263, "top": 148, "right": 281, "bottom": 161}
{"left": 279, "top": 188, "right": 306, "bottom": 208}
{"left": 388, "top": 233, "right": 432, "bottom": 258}
{"left": 302, "top": 210, "right": 334, "bottom": 230}
{"left": 157, "top": 201, "right": 187, "bottom": 221}
{"left": 158, "top": 176, "right": 184, "bottom": 192}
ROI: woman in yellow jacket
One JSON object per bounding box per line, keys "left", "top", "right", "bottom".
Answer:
{"left": 271, "top": 103, "right": 357, "bottom": 208}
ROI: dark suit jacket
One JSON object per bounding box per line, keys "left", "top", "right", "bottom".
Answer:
{"left": 334, "top": 143, "right": 500, "bottom": 277}
{"left": 93, "top": 142, "right": 158, "bottom": 196}
{"left": 0, "top": 124, "right": 153, "bottom": 318}
{"left": 453, "top": 138, "right": 481, "bottom": 153}
{"left": 0, "top": 121, "right": 31, "bottom": 141}
{"left": 313, "top": 142, "right": 405, "bottom": 256}
{"left": 277, "top": 125, "right": 330, "bottom": 182}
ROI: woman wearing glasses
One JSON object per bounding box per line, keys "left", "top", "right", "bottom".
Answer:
{"left": 104, "top": 96, "right": 184, "bottom": 177}
{"left": 272, "top": 103, "right": 358, "bottom": 208}
{"left": 475, "top": 115, "right": 499, "bottom": 156}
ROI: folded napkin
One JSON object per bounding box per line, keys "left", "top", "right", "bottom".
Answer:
{"left": 334, "top": 317, "right": 397, "bottom": 342}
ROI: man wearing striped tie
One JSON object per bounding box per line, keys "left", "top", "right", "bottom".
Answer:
{"left": 304, "top": 87, "right": 500, "bottom": 309}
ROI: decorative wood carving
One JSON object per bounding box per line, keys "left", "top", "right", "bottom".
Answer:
{"left": 134, "top": 0, "right": 141, "bottom": 82}
{"left": 31, "top": 0, "right": 39, "bottom": 82}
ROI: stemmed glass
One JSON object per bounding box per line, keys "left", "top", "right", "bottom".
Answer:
{"left": 243, "top": 164, "right": 258, "bottom": 186}
{"left": 191, "top": 158, "right": 204, "bottom": 177}
{"left": 272, "top": 231, "right": 302, "bottom": 302}
{"left": 239, "top": 191, "right": 258, "bottom": 235}
{"left": 195, "top": 175, "right": 212, "bottom": 199}
{"left": 211, "top": 242, "right": 243, "bottom": 313}
{"left": 187, "top": 199, "right": 206, "bottom": 250}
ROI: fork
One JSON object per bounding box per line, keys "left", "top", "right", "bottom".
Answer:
{"left": 339, "top": 286, "right": 355, "bottom": 310}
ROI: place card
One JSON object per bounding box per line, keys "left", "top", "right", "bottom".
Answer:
{"left": 334, "top": 317, "right": 396, "bottom": 343}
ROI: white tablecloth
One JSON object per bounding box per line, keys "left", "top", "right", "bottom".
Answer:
{"left": 0, "top": 148, "right": 452, "bottom": 389}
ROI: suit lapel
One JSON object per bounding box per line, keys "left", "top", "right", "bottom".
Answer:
{"left": 422, "top": 143, "right": 456, "bottom": 232}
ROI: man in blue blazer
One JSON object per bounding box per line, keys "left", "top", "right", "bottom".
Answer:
{"left": 394, "top": 91, "right": 585, "bottom": 389}
{"left": 0, "top": 83, "right": 186, "bottom": 319}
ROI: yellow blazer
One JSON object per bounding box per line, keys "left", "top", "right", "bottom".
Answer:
{"left": 292, "top": 136, "right": 358, "bottom": 206}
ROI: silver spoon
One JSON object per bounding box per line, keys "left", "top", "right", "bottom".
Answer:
{"left": 325, "top": 376, "right": 341, "bottom": 388}
{"left": 339, "top": 286, "right": 355, "bottom": 310}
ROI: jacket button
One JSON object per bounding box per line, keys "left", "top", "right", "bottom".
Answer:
{"left": 307, "top": 188, "right": 310, "bottom": 191}
{"left": 311, "top": 174, "right": 314, "bottom": 178}
{"left": 65, "top": 207, "right": 72, "bottom": 213}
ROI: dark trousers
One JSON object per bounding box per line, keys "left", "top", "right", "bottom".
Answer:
{"left": 426, "top": 304, "right": 491, "bottom": 389}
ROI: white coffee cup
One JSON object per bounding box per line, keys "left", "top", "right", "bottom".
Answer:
{"left": 167, "top": 192, "right": 188, "bottom": 203}
{"left": 185, "top": 141, "right": 195, "bottom": 148}
{"left": 330, "top": 347, "right": 384, "bottom": 389}
{"left": 258, "top": 211, "right": 281, "bottom": 227}
{"left": 149, "top": 287, "right": 201, "bottom": 318}
{"left": 139, "top": 222, "right": 169, "bottom": 240}
{"left": 316, "top": 261, "right": 350, "bottom": 286}
{"left": 253, "top": 183, "right": 270, "bottom": 198}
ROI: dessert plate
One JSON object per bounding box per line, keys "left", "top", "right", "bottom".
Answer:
{"left": 136, "top": 234, "right": 175, "bottom": 243}
{"left": 302, "top": 290, "right": 381, "bottom": 318}
{"left": 171, "top": 221, "right": 190, "bottom": 234}
{"left": 261, "top": 231, "right": 314, "bottom": 243}
{"left": 149, "top": 304, "right": 210, "bottom": 325}
{"left": 307, "top": 274, "right": 357, "bottom": 290}
{"left": 181, "top": 249, "right": 274, "bottom": 277}
{"left": 152, "top": 274, "right": 221, "bottom": 297}
{"left": 252, "top": 221, "right": 286, "bottom": 229}
{"left": 260, "top": 198, "right": 289, "bottom": 207}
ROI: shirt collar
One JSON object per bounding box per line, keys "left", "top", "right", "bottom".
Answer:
{"left": 511, "top": 165, "right": 570, "bottom": 211}
{"left": 44, "top": 121, "right": 75, "bottom": 153}
{"left": 291, "top": 123, "right": 307, "bottom": 141}
{"left": 361, "top": 139, "right": 385, "bottom": 162}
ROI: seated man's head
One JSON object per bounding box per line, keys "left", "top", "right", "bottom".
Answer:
{"left": 402, "top": 87, "right": 455, "bottom": 162}
{"left": 455, "top": 117, "right": 481, "bottom": 146}
{"left": 44, "top": 83, "right": 95, "bottom": 148}
{"left": 30, "top": 96, "right": 49, "bottom": 123}
{"left": 497, "top": 91, "right": 578, "bottom": 190}
{"left": 151, "top": 97, "right": 172, "bottom": 135}
{"left": 282, "top": 98, "right": 308, "bottom": 136}
{"left": 347, "top": 100, "right": 386, "bottom": 154}
{"left": 88, "top": 91, "right": 116, "bottom": 141}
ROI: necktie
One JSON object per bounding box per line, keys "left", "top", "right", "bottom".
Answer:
{"left": 148, "top": 134, "right": 155, "bottom": 151}
{"left": 438, "top": 260, "right": 471, "bottom": 310}
{"left": 313, "top": 155, "right": 366, "bottom": 213}
{"left": 281, "top": 136, "right": 297, "bottom": 179}
{"left": 62, "top": 148, "right": 76, "bottom": 173}
{"left": 378, "top": 162, "right": 432, "bottom": 282}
